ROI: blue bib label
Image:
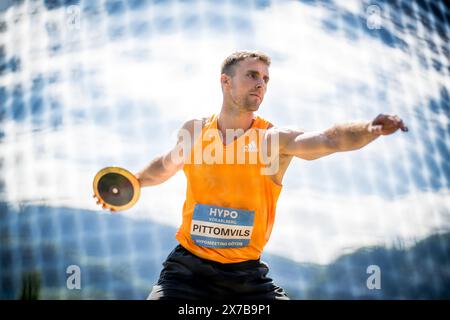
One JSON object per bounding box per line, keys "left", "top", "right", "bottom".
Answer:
{"left": 190, "top": 204, "right": 255, "bottom": 248}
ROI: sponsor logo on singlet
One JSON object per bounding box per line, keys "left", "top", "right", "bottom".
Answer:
{"left": 243, "top": 140, "right": 258, "bottom": 152}
{"left": 190, "top": 204, "right": 255, "bottom": 248}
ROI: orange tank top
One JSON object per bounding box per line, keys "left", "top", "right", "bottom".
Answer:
{"left": 175, "top": 114, "right": 282, "bottom": 263}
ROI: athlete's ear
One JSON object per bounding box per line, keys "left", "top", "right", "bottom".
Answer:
{"left": 221, "top": 74, "right": 231, "bottom": 89}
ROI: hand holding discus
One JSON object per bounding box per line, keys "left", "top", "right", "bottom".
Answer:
{"left": 92, "top": 167, "right": 141, "bottom": 212}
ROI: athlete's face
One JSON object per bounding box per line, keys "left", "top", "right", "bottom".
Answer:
{"left": 222, "top": 58, "right": 270, "bottom": 112}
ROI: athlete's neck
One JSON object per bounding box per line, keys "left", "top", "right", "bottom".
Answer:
{"left": 217, "top": 109, "right": 255, "bottom": 134}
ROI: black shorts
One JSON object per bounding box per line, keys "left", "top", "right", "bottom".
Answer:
{"left": 147, "top": 244, "right": 289, "bottom": 300}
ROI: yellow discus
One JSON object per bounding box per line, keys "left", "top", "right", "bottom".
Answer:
{"left": 93, "top": 167, "right": 140, "bottom": 211}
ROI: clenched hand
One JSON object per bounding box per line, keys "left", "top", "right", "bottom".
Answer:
{"left": 369, "top": 114, "right": 408, "bottom": 135}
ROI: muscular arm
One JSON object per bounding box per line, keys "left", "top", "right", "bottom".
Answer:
{"left": 135, "top": 151, "right": 183, "bottom": 187}
{"left": 279, "top": 114, "right": 408, "bottom": 160}
{"left": 135, "top": 118, "right": 202, "bottom": 187}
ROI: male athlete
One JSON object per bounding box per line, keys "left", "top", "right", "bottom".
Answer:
{"left": 97, "top": 51, "right": 407, "bottom": 300}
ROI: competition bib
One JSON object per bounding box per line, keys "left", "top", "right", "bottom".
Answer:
{"left": 190, "top": 204, "right": 255, "bottom": 248}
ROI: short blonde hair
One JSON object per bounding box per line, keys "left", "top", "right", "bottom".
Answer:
{"left": 221, "top": 50, "right": 271, "bottom": 76}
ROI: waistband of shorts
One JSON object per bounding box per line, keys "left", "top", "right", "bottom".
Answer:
{"left": 176, "top": 244, "right": 262, "bottom": 270}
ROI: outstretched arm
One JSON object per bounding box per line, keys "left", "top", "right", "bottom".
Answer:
{"left": 279, "top": 114, "right": 408, "bottom": 160}
{"left": 135, "top": 119, "right": 200, "bottom": 187}
{"left": 94, "top": 119, "right": 200, "bottom": 211}
{"left": 135, "top": 149, "right": 183, "bottom": 187}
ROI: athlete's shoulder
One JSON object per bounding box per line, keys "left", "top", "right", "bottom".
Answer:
{"left": 255, "top": 115, "right": 275, "bottom": 130}
{"left": 179, "top": 116, "right": 212, "bottom": 134}
{"left": 265, "top": 126, "right": 306, "bottom": 152}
